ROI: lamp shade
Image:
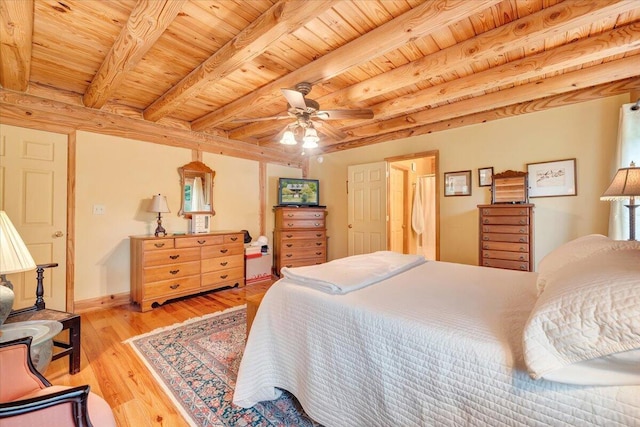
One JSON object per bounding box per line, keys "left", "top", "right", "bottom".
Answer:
{"left": 280, "top": 130, "right": 297, "bottom": 145}
{"left": 0, "top": 211, "right": 37, "bottom": 275}
{"left": 600, "top": 163, "right": 640, "bottom": 200}
{"left": 148, "top": 194, "right": 170, "bottom": 213}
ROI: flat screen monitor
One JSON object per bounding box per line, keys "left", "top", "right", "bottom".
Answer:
{"left": 277, "top": 178, "right": 319, "bottom": 206}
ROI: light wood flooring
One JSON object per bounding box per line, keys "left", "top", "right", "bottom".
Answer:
{"left": 44, "top": 281, "right": 273, "bottom": 427}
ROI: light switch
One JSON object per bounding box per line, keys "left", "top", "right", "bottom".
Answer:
{"left": 93, "top": 204, "right": 105, "bottom": 215}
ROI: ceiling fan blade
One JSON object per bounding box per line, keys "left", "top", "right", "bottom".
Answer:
{"left": 314, "top": 121, "right": 347, "bottom": 141}
{"left": 316, "top": 109, "right": 374, "bottom": 120}
{"left": 281, "top": 88, "right": 307, "bottom": 110}
{"left": 231, "top": 115, "right": 290, "bottom": 123}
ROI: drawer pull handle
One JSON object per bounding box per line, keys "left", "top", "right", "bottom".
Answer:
{"left": 314, "top": 223, "right": 320, "bottom": 226}
{"left": 519, "top": 211, "right": 525, "bottom": 215}
{"left": 316, "top": 242, "right": 322, "bottom": 246}
{"left": 286, "top": 264, "right": 293, "bottom": 268}
{"left": 315, "top": 213, "right": 321, "bottom": 217}
{"left": 169, "top": 255, "right": 179, "bottom": 260}
{"left": 169, "top": 269, "right": 180, "bottom": 275}
{"left": 316, "top": 234, "right": 322, "bottom": 237}
{"left": 220, "top": 274, "right": 228, "bottom": 279}
{"left": 519, "top": 220, "right": 525, "bottom": 224}
{"left": 220, "top": 261, "right": 228, "bottom": 266}
{"left": 197, "top": 240, "right": 206, "bottom": 245}
{"left": 483, "top": 210, "right": 489, "bottom": 214}
{"left": 286, "top": 234, "right": 293, "bottom": 238}
{"left": 484, "top": 261, "right": 489, "bottom": 266}
{"left": 519, "top": 265, "right": 527, "bottom": 270}
{"left": 220, "top": 249, "right": 228, "bottom": 254}
{"left": 519, "top": 229, "right": 525, "bottom": 233}
{"left": 286, "top": 254, "right": 293, "bottom": 257}
{"left": 483, "top": 236, "right": 489, "bottom": 241}
{"left": 286, "top": 244, "right": 293, "bottom": 247}
{"left": 287, "top": 213, "right": 294, "bottom": 217}
{"left": 170, "top": 284, "right": 180, "bottom": 290}
{"left": 520, "top": 247, "right": 526, "bottom": 252}
{"left": 154, "top": 243, "right": 165, "bottom": 248}
{"left": 315, "top": 252, "right": 322, "bottom": 255}
{"left": 519, "top": 256, "right": 525, "bottom": 261}
{"left": 519, "top": 238, "right": 525, "bottom": 242}
{"left": 483, "top": 253, "right": 489, "bottom": 257}
{"left": 483, "top": 219, "right": 489, "bottom": 224}
{"left": 288, "top": 223, "right": 294, "bottom": 227}
{"left": 483, "top": 245, "right": 489, "bottom": 249}
{"left": 230, "top": 236, "right": 238, "bottom": 241}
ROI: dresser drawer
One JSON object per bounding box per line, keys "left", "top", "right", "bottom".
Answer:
{"left": 279, "top": 219, "right": 325, "bottom": 229}
{"left": 279, "top": 230, "right": 326, "bottom": 240}
{"left": 481, "top": 258, "right": 529, "bottom": 271}
{"left": 144, "top": 275, "right": 201, "bottom": 299}
{"left": 201, "top": 243, "right": 244, "bottom": 258}
{"left": 202, "top": 266, "right": 244, "bottom": 285}
{"left": 481, "top": 241, "right": 529, "bottom": 252}
{"left": 281, "top": 239, "right": 325, "bottom": 249}
{"left": 143, "top": 247, "right": 201, "bottom": 267}
{"left": 481, "top": 216, "right": 529, "bottom": 225}
{"left": 278, "top": 209, "right": 325, "bottom": 221}
{"left": 202, "top": 254, "right": 244, "bottom": 273}
{"left": 224, "top": 233, "right": 243, "bottom": 244}
{"left": 480, "top": 207, "right": 531, "bottom": 216}
{"left": 142, "top": 238, "right": 175, "bottom": 251}
{"left": 143, "top": 261, "right": 201, "bottom": 283}
{"left": 482, "top": 225, "right": 529, "bottom": 234}
{"left": 279, "top": 257, "right": 325, "bottom": 269}
{"left": 280, "top": 247, "right": 326, "bottom": 261}
{"left": 175, "top": 235, "right": 224, "bottom": 248}
{"left": 481, "top": 250, "right": 529, "bottom": 262}
{"left": 481, "top": 233, "right": 529, "bottom": 243}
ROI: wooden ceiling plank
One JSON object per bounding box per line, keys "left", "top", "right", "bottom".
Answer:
{"left": 143, "top": 0, "right": 336, "bottom": 122}
{"left": 0, "top": 0, "right": 33, "bottom": 91}
{"left": 323, "top": 77, "right": 640, "bottom": 153}
{"left": 82, "top": 0, "right": 186, "bottom": 109}
{"left": 343, "top": 55, "right": 640, "bottom": 139}
{"left": 0, "top": 87, "right": 302, "bottom": 168}
{"left": 229, "top": 0, "right": 634, "bottom": 141}
{"left": 191, "top": 0, "right": 503, "bottom": 131}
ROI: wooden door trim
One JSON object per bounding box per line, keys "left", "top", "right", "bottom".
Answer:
{"left": 66, "top": 131, "right": 76, "bottom": 312}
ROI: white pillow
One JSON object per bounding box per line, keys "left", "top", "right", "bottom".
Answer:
{"left": 523, "top": 244, "right": 640, "bottom": 385}
{"left": 536, "top": 234, "right": 635, "bottom": 295}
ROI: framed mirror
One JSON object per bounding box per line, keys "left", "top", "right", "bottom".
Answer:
{"left": 178, "top": 161, "right": 216, "bottom": 216}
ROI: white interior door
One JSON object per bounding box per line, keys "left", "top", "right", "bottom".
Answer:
{"left": 347, "top": 161, "right": 387, "bottom": 256}
{"left": 0, "top": 124, "right": 68, "bottom": 311}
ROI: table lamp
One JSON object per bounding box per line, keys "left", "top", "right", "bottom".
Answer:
{"left": 0, "top": 211, "right": 37, "bottom": 326}
{"left": 601, "top": 161, "right": 640, "bottom": 240}
{"left": 149, "top": 194, "right": 170, "bottom": 237}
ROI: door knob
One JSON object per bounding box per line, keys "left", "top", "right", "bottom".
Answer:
{"left": 54, "top": 231, "right": 64, "bottom": 238}
{"left": 348, "top": 224, "right": 353, "bottom": 228}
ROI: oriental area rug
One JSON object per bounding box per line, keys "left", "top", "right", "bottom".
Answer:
{"left": 125, "top": 306, "right": 319, "bottom": 427}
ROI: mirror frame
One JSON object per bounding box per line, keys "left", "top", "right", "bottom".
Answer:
{"left": 178, "top": 161, "right": 216, "bottom": 216}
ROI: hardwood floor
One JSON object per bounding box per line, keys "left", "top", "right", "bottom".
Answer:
{"left": 44, "top": 281, "right": 273, "bottom": 427}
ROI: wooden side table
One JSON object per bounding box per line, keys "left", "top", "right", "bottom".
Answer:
{"left": 246, "top": 292, "right": 266, "bottom": 338}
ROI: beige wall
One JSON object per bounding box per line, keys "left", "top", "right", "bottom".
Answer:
{"left": 308, "top": 94, "right": 628, "bottom": 267}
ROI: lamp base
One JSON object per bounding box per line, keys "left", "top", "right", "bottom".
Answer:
{"left": 624, "top": 203, "right": 637, "bottom": 241}
{"left": 0, "top": 276, "right": 15, "bottom": 326}
{"left": 154, "top": 213, "right": 167, "bottom": 237}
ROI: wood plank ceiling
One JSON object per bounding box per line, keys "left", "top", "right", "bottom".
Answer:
{"left": 1, "top": 0, "right": 639, "bottom": 167}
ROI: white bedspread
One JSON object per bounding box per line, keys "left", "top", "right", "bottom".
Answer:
{"left": 281, "top": 251, "right": 425, "bottom": 294}
{"left": 233, "top": 261, "right": 640, "bottom": 426}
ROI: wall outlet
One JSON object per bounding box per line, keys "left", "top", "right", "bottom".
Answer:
{"left": 93, "top": 204, "right": 105, "bottom": 215}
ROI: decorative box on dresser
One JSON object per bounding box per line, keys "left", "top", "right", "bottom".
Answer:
{"left": 478, "top": 204, "right": 534, "bottom": 272}
{"left": 273, "top": 206, "right": 327, "bottom": 276}
{"left": 130, "top": 231, "right": 245, "bottom": 312}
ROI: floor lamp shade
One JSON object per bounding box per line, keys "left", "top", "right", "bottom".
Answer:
{"left": 0, "top": 211, "right": 37, "bottom": 325}
{"left": 601, "top": 162, "right": 640, "bottom": 240}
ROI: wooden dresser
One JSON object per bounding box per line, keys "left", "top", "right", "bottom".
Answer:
{"left": 130, "top": 231, "right": 244, "bottom": 311}
{"left": 478, "top": 204, "right": 534, "bottom": 272}
{"left": 273, "top": 206, "right": 327, "bottom": 276}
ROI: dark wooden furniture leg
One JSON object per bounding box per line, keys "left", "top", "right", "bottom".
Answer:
{"left": 52, "top": 314, "right": 81, "bottom": 374}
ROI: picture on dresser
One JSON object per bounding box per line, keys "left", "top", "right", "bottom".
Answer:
{"left": 527, "top": 158, "right": 577, "bottom": 198}
{"left": 444, "top": 170, "right": 471, "bottom": 196}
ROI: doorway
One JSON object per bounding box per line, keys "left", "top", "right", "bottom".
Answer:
{"left": 387, "top": 151, "right": 439, "bottom": 259}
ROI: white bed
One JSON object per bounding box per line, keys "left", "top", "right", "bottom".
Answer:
{"left": 234, "top": 241, "right": 640, "bottom": 426}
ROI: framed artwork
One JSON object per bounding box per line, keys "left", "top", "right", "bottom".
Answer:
{"left": 444, "top": 170, "right": 472, "bottom": 196}
{"left": 478, "top": 167, "right": 493, "bottom": 187}
{"left": 527, "top": 158, "right": 577, "bottom": 198}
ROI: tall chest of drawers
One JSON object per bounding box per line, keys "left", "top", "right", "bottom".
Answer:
{"left": 273, "top": 206, "right": 327, "bottom": 275}
{"left": 130, "top": 231, "right": 244, "bottom": 312}
{"left": 478, "top": 204, "right": 534, "bottom": 272}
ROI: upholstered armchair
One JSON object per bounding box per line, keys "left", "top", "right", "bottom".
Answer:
{"left": 0, "top": 336, "right": 116, "bottom": 427}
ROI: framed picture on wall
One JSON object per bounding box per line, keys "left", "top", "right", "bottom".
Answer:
{"left": 444, "top": 170, "right": 472, "bottom": 196}
{"left": 527, "top": 158, "right": 577, "bottom": 198}
{"left": 478, "top": 167, "right": 493, "bottom": 187}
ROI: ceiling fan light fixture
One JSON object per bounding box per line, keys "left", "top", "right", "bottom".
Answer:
{"left": 280, "top": 130, "right": 297, "bottom": 145}
{"left": 302, "top": 127, "right": 319, "bottom": 148}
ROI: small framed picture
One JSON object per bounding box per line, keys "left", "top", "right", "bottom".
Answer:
{"left": 444, "top": 170, "right": 472, "bottom": 196}
{"left": 527, "top": 158, "right": 577, "bottom": 198}
{"left": 478, "top": 167, "right": 493, "bottom": 187}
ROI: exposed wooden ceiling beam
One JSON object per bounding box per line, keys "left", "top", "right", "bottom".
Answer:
{"left": 0, "top": 0, "right": 33, "bottom": 91}
{"left": 0, "top": 88, "right": 303, "bottom": 168}
{"left": 323, "top": 78, "right": 640, "bottom": 154}
{"left": 191, "top": 0, "right": 502, "bottom": 131}
{"left": 336, "top": 56, "right": 640, "bottom": 142}
{"left": 143, "top": 0, "right": 336, "bottom": 122}
{"left": 231, "top": 0, "right": 636, "bottom": 142}
{"left": 83, "top": 0, "right": 186, "bottom": 109}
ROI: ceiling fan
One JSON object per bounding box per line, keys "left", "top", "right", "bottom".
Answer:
{"left": 232, "top": 82, "right": 374, "bottom": 147}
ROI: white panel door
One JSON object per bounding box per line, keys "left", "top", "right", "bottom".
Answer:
{"left": 0, "top": 124, "right": 67, "bottom": 311}
{"left": 347, "top": 161, "right": 387, "bottom": 256}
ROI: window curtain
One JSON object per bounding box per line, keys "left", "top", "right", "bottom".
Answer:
{"left": 608, "top": 102, "right": 640, "bottom": 240}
